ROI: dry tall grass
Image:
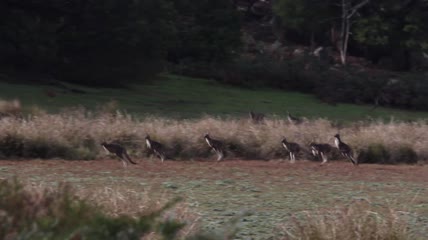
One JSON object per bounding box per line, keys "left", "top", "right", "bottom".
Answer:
{"left": 277, "top": 200, "right": 415, "bottom": 240}
{"left": 0, "top": 107, "right": 427, "bottom": 162}
{"left": 0, "top": 179, "right": 204, "bottom": 239}
{"left": 23, "top": 181, "right": 201, "bottom": 239}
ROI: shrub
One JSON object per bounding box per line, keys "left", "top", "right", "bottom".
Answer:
{"left": 0, "top": 179, "right": 186, "bottom": 240}
{"left": 391, "top": 146, "right": 418, "bottom": 164}
{"left": 220, "top": 55, "right": 428, "bottom": 110}
{"left": 221, "top": 54, "right": 319, "bottom": 92}
{"left": 0, "top": 133, "right": 24, "bottom": 158}
{"left": 22, "top": 138, "right": 76, "bottom": 159}
{"left": 358, "top": 143, "right": 391, "bottom": 164}
{"left": 358, "top": 144, "right": 419, "bottom": 164}
{"left": 0, "top": 133, "right": 96, "bottom": 160}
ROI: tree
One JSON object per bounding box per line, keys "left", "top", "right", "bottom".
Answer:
{"left": 0, "top": 0, "right": 177, "bottom": 85}
{"left": 337, "top": 0, "right": 370, "bottom": 65}
{"left": 354, "top": 0, "right": 428, "bottom": 70}
{"left": 274, "top": 0, "right": 334, "bottom": 47}
{"left": 274, "top": 0, "right": 371, "bottom": 64}
{"left": 169, "top": 0, "right": 242, "bottom": 63}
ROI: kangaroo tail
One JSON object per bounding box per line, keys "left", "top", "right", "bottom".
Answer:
{"left": 346, "top": 154, "right": 357, "bottom": 165}
{"left": 350, "top": 156, "right": 358, "bottom": 165}
{"left": 124, "top": 152, "right": 137, "bottom": 164}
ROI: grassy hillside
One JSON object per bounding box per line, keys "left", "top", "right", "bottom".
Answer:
{"left": 1, "top": 75, "right": 428, "bottom": 120}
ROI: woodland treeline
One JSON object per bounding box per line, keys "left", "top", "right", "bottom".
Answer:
{"left": 1, "top": 0, "right": 428, "bottom": 109}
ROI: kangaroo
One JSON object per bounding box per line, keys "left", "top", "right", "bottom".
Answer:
{"left": 309, "top": 142, "right": 332, "bottom": 165}
{"left": 101, "top": 142, "right": 137, "bottom": 168}
{"left": 334, "top": 134, "right": 358, "bottom": 165}
{"left": 287, "top": 111, "right": 303, "bottom": 124}
{"left": 281, "top": 137, "right": 300, "bottom": 163}
{"left": 204, "top": 134, "right": 226, "bottom": 161}
{"left": 145, "top": 135, "right": 167, "bottom": 163}
{"left": 249, "top": 111, "right": 265, "bottom": 124}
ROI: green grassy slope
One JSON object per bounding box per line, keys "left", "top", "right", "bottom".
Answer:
{"left": 1, "top": 75, "right": 427, "bottom": 120}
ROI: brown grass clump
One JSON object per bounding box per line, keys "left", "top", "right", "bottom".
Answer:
{"left": 0, "top": 107, "right": 427, "bottom": 163}
{"left": 0, "top": 179, "right": 203, "bottom": 239}
{"left": 24, "top": 181, "right": 202, "bottom": 239}
{"left": 277, "top": 200, "right": 415, "bottom": 240}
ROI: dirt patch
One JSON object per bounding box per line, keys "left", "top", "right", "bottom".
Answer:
{"left": 1, "top": 159, "right": 426, "bottom": 180}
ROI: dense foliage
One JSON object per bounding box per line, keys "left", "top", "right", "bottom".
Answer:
{"left": 169, "top": 0, "right": 241, "bottom": 63}
{"left": 0, "top": 0, "right": 177, "bottom": 85}
{"left": 274, "top": 0, "right": 428, "bottom": 70}
{"left": 0, "top": 0, "right": 241, "bottom": 85}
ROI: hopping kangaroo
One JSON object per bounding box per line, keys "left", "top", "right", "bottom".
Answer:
{"left": 281, "top": 137, "right": 300, "bottom": 163}
{"left": 334, "top": 134, "right": 358, "bottom": 165}
{"left": 309, "top": 142, "right": 332, "bottom": 164}
{"left": 249, "top": 111, "right": 265, "bottom": 124}
{"left": 101, "top": 142, "right": 137, "bottom": 168}
{"left": 287, "top": 111, "right": 303, "bottom": 124}
{"left": 145, "top": 135, "right": 167, "bottom": 163}
{"left": 204, "top": 134, "right": 226, "bottom": 161}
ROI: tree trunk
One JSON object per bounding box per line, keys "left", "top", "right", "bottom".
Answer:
{"left": 338, "top": 0, "right": 370, "bottom": 66}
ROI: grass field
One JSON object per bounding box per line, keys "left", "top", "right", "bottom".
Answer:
{"left": 2, "top": 75, "right": 428, "bottom": 238}
{"left": 1, "top": 75, "right": 428, "bottom": 120}
{"left": 0, "top": 160, "right": 427, "bottom": 239}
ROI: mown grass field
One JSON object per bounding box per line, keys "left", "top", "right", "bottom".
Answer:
{"left": 0, "top": 160, "right": 427, "bottom": 239}
{"left": 1, "top": 75, "right": 428, "bottom": 120}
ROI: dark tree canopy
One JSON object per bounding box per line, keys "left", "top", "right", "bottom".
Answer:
{"left": 0, "top": 0, "right": 242, "bottom": 85}
{"left": 168, "top": 0, "right": 242, "bottom": 63}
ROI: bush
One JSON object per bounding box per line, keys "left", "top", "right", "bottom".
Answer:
{"left": 0, "top": 133, "right": 96, "bottom": 160}
{"left": 392, "top": 146, "right": 418, "bottom": 164}
{"left": 219, "top": 55, "right": 428, "bottom": 110}
{"left": 221, "top": 54, "right": 319, "bottom": 92}
{"left": 358, "top": 144, "right": 419, "bottom": 164}
{"left": 312, "top": 69, "right": 428, "bottom": 110}
{"left": 168, "top": 61, "right": 225, "bottom": 82}
{"left": 0, "top": 133, "right": 24, "bottom": 158}
{"left": 358, "top": 144, "right": 391, "bottom": 164}
{"left": 0, "top": 179, "right": 186, "bottom": 240}
{"left": 23, "top": 138, "right": 77, "bottom": 159}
